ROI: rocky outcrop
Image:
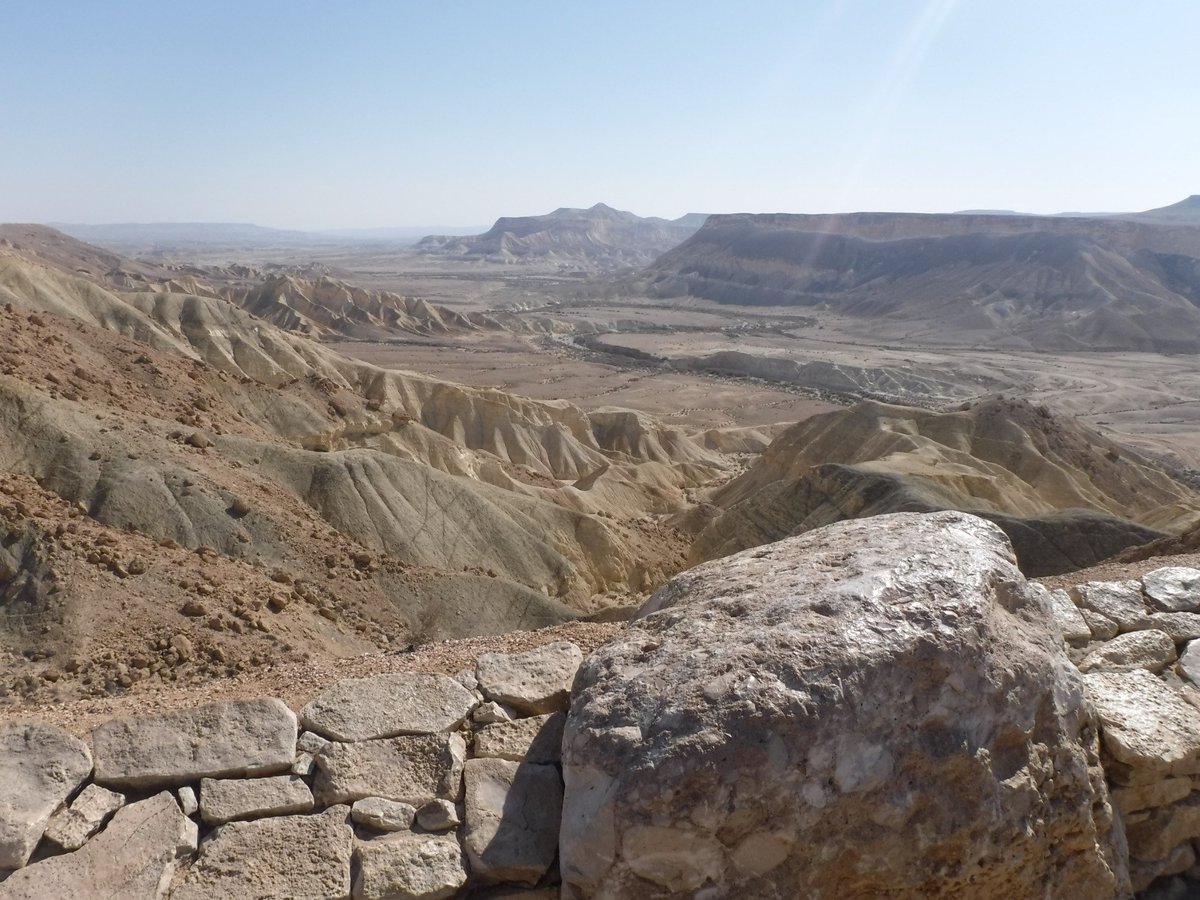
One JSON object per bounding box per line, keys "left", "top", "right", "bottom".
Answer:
{"left": 561, "top": 511, "right": 1128, "bottom": 898}
{"left": 6, "top": 520, "right": 1200, "bottom": 896}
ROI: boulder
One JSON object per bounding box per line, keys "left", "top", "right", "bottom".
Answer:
{"left": 314, "top": 734, "right": 466, "bottom": 807}
{"left": 415, "top": 799, "right": 460, "bottom": 832}
{"left": 1142, "top": 567, "right": 1200, "bottom": 613}
{"left": 1070, "top": 580, "right": 1147, "bottom": 631}
{"left": 352, "top": 833, "right": 468, "bottom": 900}
{"left": 476, "top": 642, "right": 583, "bottom": 715}
{"left": 43, "top": 784, "right": 125, "bottom": 851}
{"left": 169, "top": 805, "right": 353, "bottom": 900}
{"left": 1130, "top": 842, "right": 1196, "bottom": 893}
{"left": 300, "top": 673, "right": 477, "bottom": 742}
{"left": 474, "top": 702, "right": 518, "bottom": 725}
{"left": 0, "top": 722, "right": 93, "bottom": 869}
{"left": 561, "top": 512, "right": 1128, "bottom": 899}
{"left": 474, "top": 713, "right": 566, "bottom": 764}
{"left": 92, "top": 698, "right": 297, "bottom": 789}
{"left": 199, "top": 774, "right": 314, "bottom": 824}
{"left": 0, "top": 792, "right": 196, "bottom": 900}
{"left": 1079, "top": 630, "right": 1177, "bottom": 673}
{"left": 463, "top": 759, "right": 563, "bottom": 885}
{"left": 1084, "top": 669, "right": 1200, "bottom": 782}
{"left": 351, "top": 797, "right": 417, "bottom": 832}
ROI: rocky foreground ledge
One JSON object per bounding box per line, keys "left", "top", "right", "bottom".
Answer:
{"left": 2, "top": 511, "right": 1199, "bottom": 898}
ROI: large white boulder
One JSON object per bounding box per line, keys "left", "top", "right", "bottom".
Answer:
{"left": 561, "top": 512, "right": 1129, "bottom": 899}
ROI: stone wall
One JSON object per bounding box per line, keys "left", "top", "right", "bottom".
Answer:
{"left": 2, "top": 513, "right": 1200, "bottom": 898}
{"left": 0, "top": 642, "right": 582, "bottom": 899}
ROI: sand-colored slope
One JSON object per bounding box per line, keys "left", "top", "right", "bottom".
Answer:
{"left": 0, "top": 243, "right": 729, "bottom": 706}
{"left": 693, "top": 398, "right": 1199, "bottom": 574}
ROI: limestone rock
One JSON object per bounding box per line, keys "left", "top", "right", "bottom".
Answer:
{"left": 351, "top": 797, "right": 417, "bottom": 832}
{"left": 297, "top": 731, "right": 330, "bottom": 755}
{"left": 199, "top": 774, "right": 314, "bottom": 824}
{"left": 1031, "top": 584, "right": 1091, "bottom": 643}
{"left": 0, "top": 792, "right": 196, "bottom": 900}
{"left": 314, "top": 734, "right": 466, "bottom": 807}
{"left": 0, "top": 722, "right": 93, "bottom": 869}
{"left": 92, "top": 698, "right": 297, "bottom": 789}
{"left": 1112, "top": 777, "right": 1193, "bottom": 815}
{"left": 1124, "top": 794, "right": 1200, "bottom": 862}
{"left": 169, "top": 805, "right": 353, "bottom": 900}
{"left": 177, "top": 786, "right": 198, "bottom": 817}
{"left": 1071, "top": 580, "right": 1147, "bottom": 630}
{"left": 1084, "top": 668, "right": 1200, "bottom": 782}
{"left": 415, "top": 799, "right": 460, "bottom": 832}
{"left": 474, "top": 701, "right": 517, "bottom": 725}
{"left": 1180, "top": 640, "right": 1200, "bottom": 687}
{"left": 300, "top": 673, "right": 477, "bottom": 742}
{"left": 476, "top": 642, "right": 583, "bottom": 715}
{"left": 293, "top": 751, "right": 317, "bottom": 777}
{"left": 1082, "top": 609, "right": 1120, "bottom": 641}
{"left": 562, "top": 512, "right": 1129, "bottom": 899}
{"left": 1079, "top": 630, "right": 1177, "bottom": 673}
{"left": 1130, "top": 842, "right": 1196, "bottom": 893}
{"left": 43, "top": 783, "right": 125, "bottom": 852}
{"left": 474, "top": 713, "right": 565, "bottom": 764}
{"left": 463, "top": 759, "right": 562, "bottom": 885}
{"left": 1129, "top": 612, "right": 1200, "bottom": 642}
{"left": 352, "top": 834, "right": 468, "bottom": 900}
{"left": 1143, "top": 567, "right": 1200, "bottom": 613}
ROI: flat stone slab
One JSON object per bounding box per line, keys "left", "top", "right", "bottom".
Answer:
{"left": 199, "top": 774, "right": 314, "bottom": 824}
{"left": 463, "top": 758, "right": 562, "bottom": 885}
{"left": 1079, "top": 630, "right": 1177, "bottom": 674}
{"left": 0, "top": 722, "right": 93, "bottom": 869}
{"left": 1084, "top": 668, "right": 1200, "bottom": 780}
{"left": 1112, "top": 777, "right": 1194, "bottom": 815}
{"left": 476, "top": 642, "right": 583, "bottom": 715}
{"left": 43, "top": 783, "right": 125, "bottom": 851}
{"left": 300, "top": 673, "right": 477, "bottom": 742}
{"left": 1071, "top": 580, "right": 1147, "bottom": 630}
{"left": 474, "top": 713, "right": 565, "bottom": 764}
{"left": 169, "top": 805, "right": 353, "bottom": 900}
{"left": 1129, "top": 612, "right": 1200, "bottom": 642}
{"left": 314, "top": 734, "right": 466, "bottom": 807}
{"left": 0, "top": 792, "right": 196, "bottom": 899}
{"left": 353, "top": 834, "right": 468, "bottom": 900}
{"left": 92, "top": 698, "right": 297, "bottom": 789}
{"left": 351, "top": 797, "right": 416, "bottom": 832}
{"left": 1143, "top": 567, "right": 1200, "bottom": 613}
{"left": 1124, "top": 793, "right": 1200, "bottom": 862}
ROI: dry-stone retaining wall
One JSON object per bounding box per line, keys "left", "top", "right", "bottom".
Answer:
{"left": 0, "top": 643, "right": 578, "bottom": 899}
{"left": 2, "top": 513, "right": 1199, "bottom": 898}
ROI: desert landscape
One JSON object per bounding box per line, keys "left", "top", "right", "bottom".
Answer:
{"left": 6, "top": 2, "right": 1200, "bottom": 896}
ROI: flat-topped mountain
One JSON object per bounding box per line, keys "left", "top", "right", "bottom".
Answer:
{"left": 418, "top": 203, "right": 706, "bottom": 270}
{"left": 647, "top": 207, "right": 1200, "bottom": 351}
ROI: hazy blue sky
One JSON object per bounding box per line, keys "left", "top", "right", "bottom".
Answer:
{"left": 3, "top": 1, "right": 1197, "bottom": 228}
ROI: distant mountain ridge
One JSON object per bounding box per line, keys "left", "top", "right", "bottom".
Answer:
{"left": 646, "top": 201, "right": 1200, "bottom": 352}
{"left": 418, "top": 203, "right": 707, "bottom": 270}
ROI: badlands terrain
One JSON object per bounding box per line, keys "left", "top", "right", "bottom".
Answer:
{"left": 2, "top": 201, "right": 1200, "bottom": 896}
{"left": 2, "top": 199, "right": 1200, "bottom": 718}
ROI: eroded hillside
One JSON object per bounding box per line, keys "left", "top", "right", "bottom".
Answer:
{"left": 0, "top": 236, "right": 735, "bottom": 707}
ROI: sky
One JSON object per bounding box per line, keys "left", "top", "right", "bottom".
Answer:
{"left": 2, "top": 1, "right": 1198, "bottom": 229}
